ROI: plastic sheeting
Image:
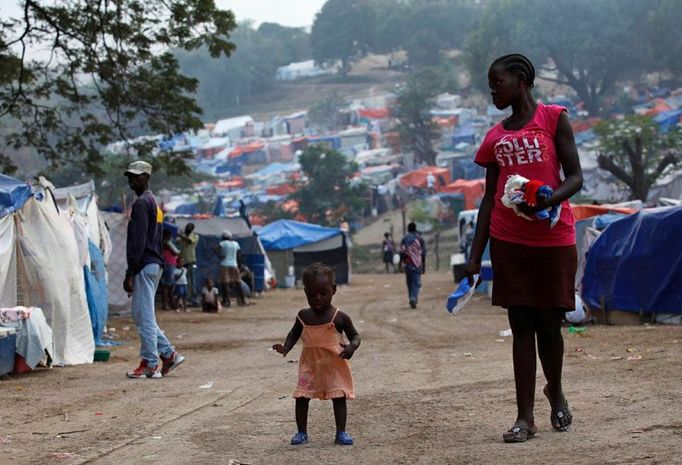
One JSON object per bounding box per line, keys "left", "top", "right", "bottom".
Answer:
{"left": 258, "top": 220, "right": 342, "bottom": 251}
{"left": 100, "top": 211, "right": 131, "bottom": 312}
{"left": 0, "top": 174, "right": 32, "bottom": 217}
{"left": 16, "top": 193, "right": 94, "bottom": 365}
{"left": 84, "top": 240, "right": 108, "bottom": 345}
{"left": 0, "top": 216, "right": 17, "bottom": 307}
{"left": 582, "top": 207, "right": 682, "bottom": 315}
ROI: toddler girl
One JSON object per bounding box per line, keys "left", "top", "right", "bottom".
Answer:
{"left": 273, "top": 263, "right": 361, "bottom": 446}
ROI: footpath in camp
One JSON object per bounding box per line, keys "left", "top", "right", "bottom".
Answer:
{"left": 1, "top": 272, "right": 681, "bottom": 465}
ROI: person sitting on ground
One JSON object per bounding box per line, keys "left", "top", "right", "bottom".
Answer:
{"left": 201, "top": 278, "right": 221, "bottom": 313}
{"left": 173, "top": 257, "right": 189, "bottom": 312}
{"left": 239, "top": 263, "right": 255, "bottom": 299}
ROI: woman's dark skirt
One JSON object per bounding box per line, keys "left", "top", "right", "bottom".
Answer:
{"left": 490, "top": 238, "right": 577, "bottom": 310}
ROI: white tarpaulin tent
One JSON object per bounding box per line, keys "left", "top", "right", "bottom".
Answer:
{"left": 100, "top": 211, "right": 131, "bottom": 312}
{"left": 16, "top": 190, "right": 94, "bottom": 365}
{"left": 0, "top": 215, "right": 16, "bottom": 307}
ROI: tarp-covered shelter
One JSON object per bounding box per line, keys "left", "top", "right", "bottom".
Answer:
{"left": 581, "top": 207, "right": 682, "bottom": 316}
{"left": 258, "top": 220, "right": 350, "bottom": 285}
{"left": 399, "top": 166, "right": 451, "bottom": 190}
{"left": 441, "top": 179, "right": 485, "bottom": 210}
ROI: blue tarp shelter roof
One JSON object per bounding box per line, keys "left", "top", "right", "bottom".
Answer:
{"left": 258, "top": 219, "right": 342, "bottom": 251}
{"left": 0, "top": 174, "right": 32, "bottom": 217}
{"left": 581, "top": 206, "right": 682, "bottom": 315}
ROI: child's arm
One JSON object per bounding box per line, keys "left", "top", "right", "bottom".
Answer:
{"left": 337, "top": 312, "right": 361, "bottom": 359}
{"left": 272, "top": 317, "right": 303, "bottom": 357}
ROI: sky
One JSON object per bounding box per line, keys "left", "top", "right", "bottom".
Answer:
{"left": 0, "top": 1, "right": 328, "bottom": 28}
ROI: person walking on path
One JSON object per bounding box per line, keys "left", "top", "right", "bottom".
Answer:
{"left": 400, "top": 222, "right": 426, "bottom": 309}
{"left": 381, "top": 232, "right": 396, "bottom": 273}
{"left": 123, "top": 160, "right": 185, "bottom": 379}
{"left": 215, "top": 231, "right": 245, "bottom": 307}
{"left": 464, "top": 54, "right": 583, "bottom": 442}
{"left": 178, "top": 222, "right": 199, "bottom": 305}
{"left": 273, "top": 263, "right": 361, "bottom": 446}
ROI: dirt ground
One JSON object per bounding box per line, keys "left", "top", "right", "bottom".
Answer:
{"left": 1, "top": 272, "right": 681, "bottom": 465}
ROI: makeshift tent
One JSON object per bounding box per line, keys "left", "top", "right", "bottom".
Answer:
{"left": 441, "top": 179, "right": 485, "bottom": 210}
{"left": 258, "top": 219, "right": 350, "bottom": 285}
{"left": 84, "top": 240, "right": 108, "bottom": 345}
{"left": 571, "top": 204, "right": 637, "bottom": 221}
{"left": 399, "top": 166, "right": 451, "bottom": 190}
{"left": 100, "top": 211, "right": 131, "bottom": 312}
{"left": 16, "top": 189, "right": 94, "bottom": 365}
{"left": 174, "top": 216, "right": 269, "bottom": 293}
{"left": 0, "top": 175, "right": 31, "bottom": 308}
{"left": 582, "top": 207, "right": 682, "bottom": 316}
{"left": 452, "top": 122, "right": 476, "bottom": 145}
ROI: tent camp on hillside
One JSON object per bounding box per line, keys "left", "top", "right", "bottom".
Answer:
{"left": 257, "top": 219, "right": 351, "bottom": 286}
{"left": 400, "top": 166, "right": 451, "bottom": 191}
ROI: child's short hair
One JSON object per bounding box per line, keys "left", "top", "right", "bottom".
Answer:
{"left": 302, "top": 263, "right": 335, "bottom": 288}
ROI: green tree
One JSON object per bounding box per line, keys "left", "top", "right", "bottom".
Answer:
{"left": 310, "top": 0, "right": 376, "bottom": 74}
{"left": 0, "top": 0, "right": 237, "bottom": 177}
{"left": 647, "top": 0, "right": 682, "bottom": 77}
{"left": 308, "top": 91, "right": 344, "bottom": 131}
{"left": 595, "top": 116, "right": 681, "bottom": 201}
{"left": 393, "top": 69, "right": 441, "bottom": 165}
{"left": 464, "top": 0, "right": 652, "bottom": 116}
{"left": 292, "top": 144, "right": 367, "bottom": 225}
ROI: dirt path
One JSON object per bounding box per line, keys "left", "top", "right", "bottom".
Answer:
{"left": 2, "top": 273, "right": 681, "bottom": 465}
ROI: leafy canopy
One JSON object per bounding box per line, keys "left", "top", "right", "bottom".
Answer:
{"left": 0, "top": 0, "right": 236, "bottom": 176}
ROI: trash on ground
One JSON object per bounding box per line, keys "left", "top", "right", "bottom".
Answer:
{"left": 567, "top": 326, "right": 587, "bottom": 334}
{"left": 388, "top": 318, "right": 397, "bottom": 323}
{"left": 627, "top": 355, "right": 642, "bottom": 361}
{"left": 626, "top": 347, "right": 637, "bottom": 353}
{"left": 463, "top": 352, "right": 473, "bottom": 357}
{"left": 499, "top": 329, "right": 512, "bottom": 337}
{"left": 199, "top": 381, "right": 213, "bottom": 389}
{"left": 287, "top": 359, "right": 298, "bottom": 363}
{"left": 495, "top": 339, "right": 505, "bottom": 342}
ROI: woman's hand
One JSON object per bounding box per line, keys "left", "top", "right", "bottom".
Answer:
{"left": 339, "top": 343, "right": 356, "bottom": 359}
{"left": 463, "top": 260, "right": 481, "bottom": 286}
{"left": 272, "top": 343, "right": 287, "bottom": 356}
{"left": 516, "top": 196, "right": 549, "bottom": 216}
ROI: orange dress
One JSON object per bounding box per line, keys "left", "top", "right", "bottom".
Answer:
{"left": 293, "top": 309, "right": 355, "bottom": 400}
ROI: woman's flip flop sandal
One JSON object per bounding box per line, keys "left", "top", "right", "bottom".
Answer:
{"left": 502, "top": 426, "right": 536, "bottom": 443}
{"left": 543, "top": 385, "right": 573, "bottom": 431}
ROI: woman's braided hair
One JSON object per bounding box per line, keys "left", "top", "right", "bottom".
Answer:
{"left": 490, "top": 54, "right": 536, "bottom": 89}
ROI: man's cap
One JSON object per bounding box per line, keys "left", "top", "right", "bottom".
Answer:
{"left": 222, "top": 230, "right": 232, "bottom": 239}
{"left": 124, "top": 160, "right": 152, "bottom": 176}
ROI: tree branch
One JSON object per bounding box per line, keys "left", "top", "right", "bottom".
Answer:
{"left": 598, "top": 153, "right": 634, "bottom": 188}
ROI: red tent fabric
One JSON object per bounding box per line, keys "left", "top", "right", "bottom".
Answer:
{"left": 399, "top": 166, "right": 451, "bottom": 190}
{"left": 229, "top": 142, "right": 265, "bottom": 158}
{"left": 571, "top": 204, "right": 636, "bottom": 221}
{"left": 646, "top": 99, "right": 673, "bottom": 116}
{"left": 441, "top": 178, "right": 486, "bottom": 209}
{"left": 358, "top": 108, "right": 390, "bottom": 119}
{"left": 266, "top": 184, "right": 298, "bottom": 196}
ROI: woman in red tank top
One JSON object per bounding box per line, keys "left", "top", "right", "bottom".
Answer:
{"left": 465, "top": 54, "right": 583, "bottom": 443}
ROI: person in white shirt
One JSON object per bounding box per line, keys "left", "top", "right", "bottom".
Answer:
{"left": 214, "top": 231, "right": 245, "bottom": 306}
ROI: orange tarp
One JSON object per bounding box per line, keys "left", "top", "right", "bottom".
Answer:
{"left": 571, "top": 204, "right": 637, "bottom": 221}
{"left": 399, "top": 166, "right": 451, "bottom": 190}
{"left": 266, "top": 184, "right": 298, "bottom": 196}
{"left": 645, "top": 99, "right": 673, "bottom": 116}
{"left": 214, "top": 177, "right": 244, "bottom": 189}
{"left": 358, "top": 108, "right": 391, "bottom": 119}
{"left": 229, "top": 142, "right": 265, "bottom": 158}
{"left": 441, "top": 178, "right": 486, "bottom": 210}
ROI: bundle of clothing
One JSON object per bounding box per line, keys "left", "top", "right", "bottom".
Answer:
{"left": 502, "top": 175, "right": 561, "bottom": 228}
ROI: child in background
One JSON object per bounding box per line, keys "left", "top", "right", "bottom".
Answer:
{"left": 161, "top": 229, "right": 180, "bottom": 310}
{"left": 272, "top": 263, "right": 361, "bottom": 446}
{"left": 173, "top": 257, "right": 188, "bottom": 312}
{"left": 201, "top": 278, "right": 221, "bottom": 313}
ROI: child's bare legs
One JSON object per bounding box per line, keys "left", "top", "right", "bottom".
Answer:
{"left": 332, "top": 397, "right": 347, "bottom": 432}
{"left": 295, "top": 397, "right": 310, "bottom": 433}
{"left": 180, "top": 298, "right": 187, "bottom": 312}
{"left": 506, "top": 307, "right": 537, "bottom": 438}
{"left": 161, "top": 285, "right": 171, "bottom": 310}
{"left": 536, "top": 309, "right": 572, "bottom": 431}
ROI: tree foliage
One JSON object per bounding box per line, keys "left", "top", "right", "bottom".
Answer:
{"left": 310, "top": 0, "right": 376, "bottom": 74}
{"left": 392, "top": 69, "right": 442, "bottom": 165}
{"left": 175, "top": 21, "right": 311, "bottom": 121}
{"left": 307, "top": 91, "right": 344, "bottom": 131}
{"left": 0, "top": 0, "right": 236, "bottom": 177}
{"left": 595, "top": 116, "right": 681, "bottom": 201}
{"left": 464, "top": 0, "right": 655, "bottom": 116}
{"left": 292, "top": 144, "right": 367, "bottom": 225}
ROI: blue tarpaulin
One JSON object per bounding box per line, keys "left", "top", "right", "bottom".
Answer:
{"left": 84, "top": 240, "right": 110, "bottom": 345}
{"left": 452, "top": 122, "right": 476, "bottom": 145}
{"left": 258, "top": 219, "right": 342, "bottom": 251}
{"left": 654, "top": 109, "right": 682, "bottom": 133}
{"left": 0, "top": 174, "right": 32, "bottom": 217}
{"left": 581, "top": 207, "right": 682, "bottom": 315}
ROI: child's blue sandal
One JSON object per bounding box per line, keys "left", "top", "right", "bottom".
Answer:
{"left": 335, "top": 431, "right": 353, "bottom": 445}
{"left": 290, "top": 432, "right": 309, "bottom": 445}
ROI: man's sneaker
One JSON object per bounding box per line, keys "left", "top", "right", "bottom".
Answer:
{"left": 409, "top": 299, "right": 417, "bottom": 309}
{"left": 160, "top": 352, "right": 185, "bottom": 376}
{"left": 126, "top": 360, "right": 162, "bottom": 379}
